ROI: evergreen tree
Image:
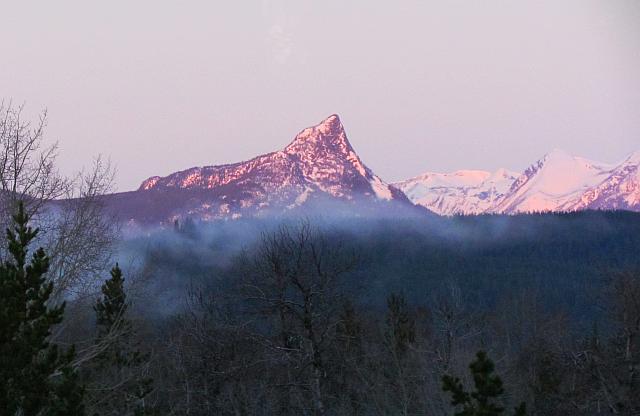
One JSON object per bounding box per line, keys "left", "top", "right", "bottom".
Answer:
{"left": 49, "top": 353, "right": 86, "bottom": 416}
{"left": 0, "top": 202, "right": 84, "bottom": 415}
{"left": 442, "top": 351, "right": 526, "bottom": 416}
{"left": 95, "top": 264, "right": 128, "bottom": 340}
{"left": 88, "top": 263, "right": 154, "bottom": 416}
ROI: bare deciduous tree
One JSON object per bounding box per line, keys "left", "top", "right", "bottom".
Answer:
{"left": 0, "top": 100, "right": 118, "bottom": 297}
{"left": 241, "top": 221, "right": 358, "bottom": 415}
{"left": 0, "top": 100, "right": 65, "bottom": 222}
{"left": 46, "top": 156, "right": 118, "bottom": 297}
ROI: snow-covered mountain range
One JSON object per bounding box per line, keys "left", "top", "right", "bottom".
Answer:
{"left": 100, "top": 114, "right": 638, "bottom": 223}
{"left": 394, "top": 149, "right": 640, "bottom": 215}
{"left": 394, "top": 168, "right": 519, "bottom": 215}
{"left": 103, "top": 115, "right": 416, "bottom": 225}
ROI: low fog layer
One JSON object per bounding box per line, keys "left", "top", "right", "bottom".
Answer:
{"left": 119, "top": 211, "right": 640, "bottom": 323}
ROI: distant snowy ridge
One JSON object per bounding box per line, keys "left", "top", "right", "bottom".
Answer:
{"left": 560, "top": 151, "right": 640, "bottom": 212}
{"left": 394, "top": 149, "right": 640, "bottom": 215}
{"left": 394, "top": 169, "right": 519, "bottom": 215}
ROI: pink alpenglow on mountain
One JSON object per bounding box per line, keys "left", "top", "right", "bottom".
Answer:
{"left": 567, "top": 151, "right": 640, "bottom": 212}
{"left": 397, "top": 149, "right": 640, "bottom": 215}
{"left": 493, "top": 149, "right": 614, "bottom": 214}
{"left": 394, "top": 169, "right": 518, "bottom": 215}
{"left": 108, "top": 115, "right": 414, "bottom": 225}
{"left": 104, "top": 117, "right": 639, "bottom": 222}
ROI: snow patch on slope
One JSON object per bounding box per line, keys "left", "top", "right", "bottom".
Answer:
{"left": 370, "top": 175, "right": 393, "bottom": 200}
{"left": 399, "top": 149, "right": 640, "bottom": 215}
{"left": 493, "top": 149, "right": 613, "bottom": 213}
{"left": 394, "top": 169, "right": 518, "bottom": 215}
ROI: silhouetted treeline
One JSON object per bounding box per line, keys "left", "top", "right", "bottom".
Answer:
{"left": 33, "top": 211, "right": 636, "bottom": 414}
{"left": 62, "top": 211, "right": 639, "bottom": 415}
{"left": 128, "top": 211, "right": 640, "bottom": 325}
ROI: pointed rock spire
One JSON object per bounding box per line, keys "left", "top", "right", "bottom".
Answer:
{"left": 285, "top": 114, "right": 350, "bottom": 153}
{"left": 316, "top": 114, "right": 342, "bottom": 134}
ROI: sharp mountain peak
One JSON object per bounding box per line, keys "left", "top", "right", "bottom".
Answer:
{"left": 284, "top": 114, "right": 354, "bottom": 157}
{"left": 120, "top": 115, "right": 411, "bottom": 225}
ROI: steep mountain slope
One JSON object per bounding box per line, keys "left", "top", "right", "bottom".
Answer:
{"left": 565, "top": 151, "right": 640, "bottom": 212}
{"left": 492, "top": 149, "right": 614, "bottom": 214}
{"left": 398, "top": 149, "right": 640, "bottom": 215}
{"left": 104, "top": 115, "right": 415, "bottom": 225}
{"left": 393, "top": 169, "right": 518, "bottom": 215}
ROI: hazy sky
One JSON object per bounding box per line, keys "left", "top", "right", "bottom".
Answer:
{"left": 1, "top": 0, "right": 639, "bottom": 191}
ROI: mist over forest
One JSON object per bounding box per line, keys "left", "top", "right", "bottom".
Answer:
{"left": 82, "top": 210, "right": 638, "bottom": 415}
{"left": 124, "top": 211, "right": 640, "bottom": 325}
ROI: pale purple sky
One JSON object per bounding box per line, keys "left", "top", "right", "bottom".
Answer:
{"left": 1, "top": 0, "right": 639, "bottom": 191}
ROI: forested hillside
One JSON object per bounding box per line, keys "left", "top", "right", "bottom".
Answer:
{"left": 92, "top": 211, "right": 640, "bottom": 414}
{"left": 131, "top": 211, "right": 640, "bottom": 322}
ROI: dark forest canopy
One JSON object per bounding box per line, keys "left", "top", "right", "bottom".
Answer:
{"left": 109, "top": 210, "right": 640, "bottom": 415}
{"left": 127, "top": 210, "right": 640, "bottom": 324}
{"left": 3, "top": 208, "right": 640, "bottom": 415}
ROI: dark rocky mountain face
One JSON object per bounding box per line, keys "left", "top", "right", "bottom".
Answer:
{"left": 103, "top": 115, "right": 418, "bottom": 226}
